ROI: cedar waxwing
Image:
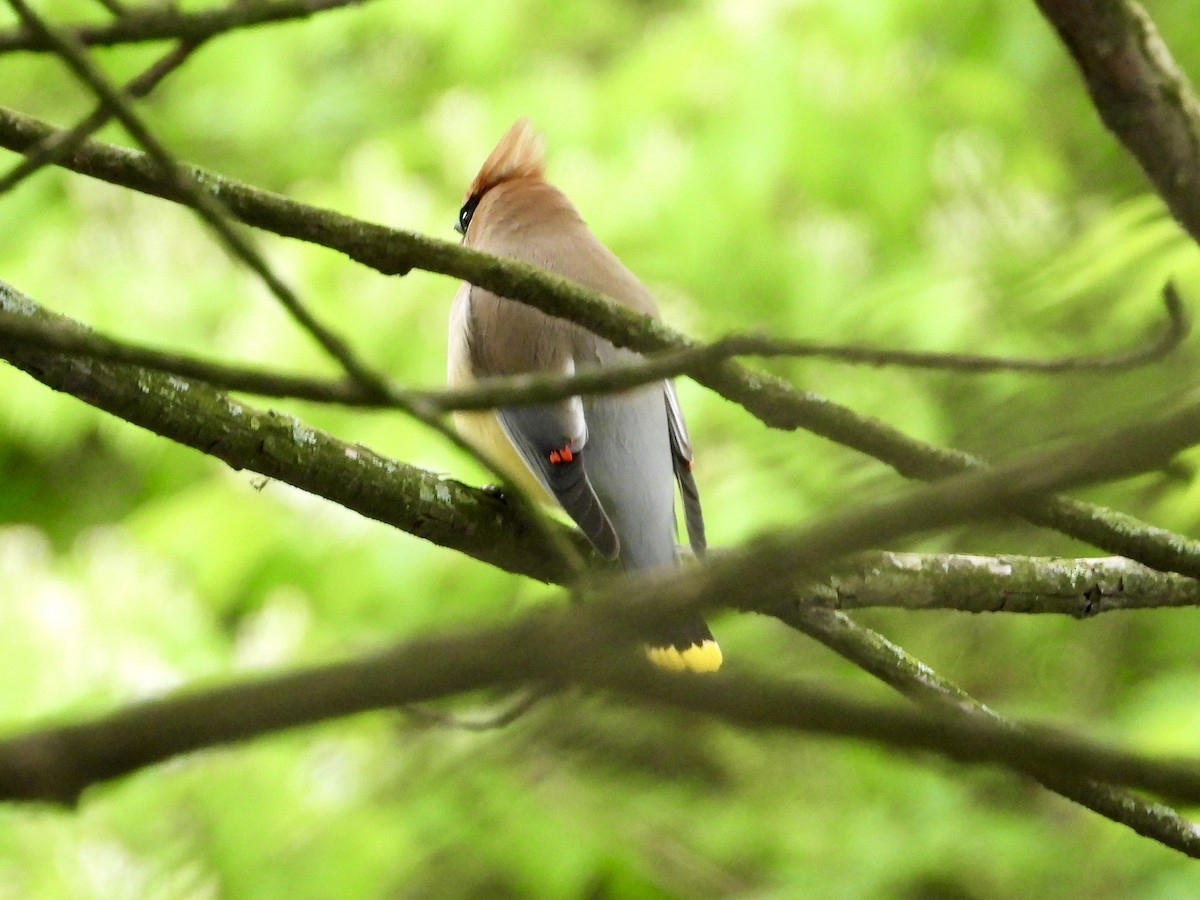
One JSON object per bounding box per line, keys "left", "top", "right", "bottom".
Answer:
{"left": 448, "top": 119, "right": 721, "bottom": 673}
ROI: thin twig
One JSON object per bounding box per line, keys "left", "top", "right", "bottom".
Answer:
{"left": 5, "top": 0, "right": 385, "bottom": 393}
{"left": 751, "top": 283, "right": 1189, "bottom": 373}
{"left": 0, "top": 285, "right": 1186, "bottom": 415}
{"left": 0, "top": 0, "right": 374, "bottom": 53}
{"left": 773, "top": 605, "right": 1200, "bottom": 857}
{"left": 0, "top": 38, "right": 206, "bottom": 197}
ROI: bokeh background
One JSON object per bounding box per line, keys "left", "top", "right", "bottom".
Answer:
{"left": 4, "top": 0, "right": 1200, "bottom": 896}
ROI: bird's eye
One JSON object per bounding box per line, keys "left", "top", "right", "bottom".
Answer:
{"left": 456, "top": 194, "right": 481, "bottom": 235}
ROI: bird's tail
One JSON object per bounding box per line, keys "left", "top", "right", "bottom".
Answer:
{"left": 644, "top": 615, "right": 722, "bottom": 673}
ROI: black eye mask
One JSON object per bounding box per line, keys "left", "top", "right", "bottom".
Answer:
{"left": 456, "top": 193, "right": 481, "bottom": 235}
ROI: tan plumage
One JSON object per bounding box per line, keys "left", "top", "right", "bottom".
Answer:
{"left": 448, "top": 120, "right": 721, "bottom": 673}
{"left": 466, "top": 118, "right": 546, "bottom": 198}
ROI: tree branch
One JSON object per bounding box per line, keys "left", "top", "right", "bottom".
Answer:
{"left": 0, "top": 37, "right": 205, "bottom": 197}
{"left": 768, "top": 605, "right": 1200, "bottom": 856}
{"left": 7, "top": 598, "right": 1200, "bottom": 812}
{"left": 4, "top": 294, "right": 1195, "bottom": 619}
{"left": 12, "top": 284, "right": 1200, "bottom": 632}
{"left": 811, "top": 551, "right": 1200, "bottom": 615}
{"left": 0, "top": 0, "right": 374, "bottom": 53}
{"left": 0, "top": 286, "right": 1185, "bottom": 414}
{"left": 1035, "top": 0, "right": 1200, "bottom": 246}
{"left": 0, "top": 281, "right": 588, "bottom": 585}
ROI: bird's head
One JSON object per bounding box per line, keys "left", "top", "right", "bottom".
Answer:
{"left": 456, "top": 118, "right": 547, "bottom": 237}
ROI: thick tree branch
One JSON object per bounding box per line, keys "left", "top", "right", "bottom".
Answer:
{"left": 813, "top": 551, "right": 1200, "bottom": 615}
{"left": 0, "top": 106, "right": 1196, "bottom": 578}
{"left": 0, "top": 0, "right": 373, "bottom": 53}
{"left": 0, "top": 281, "right": 588, "bottom": 584}
{"left": 7, "top": 286, "right": 1200, "bottom": 629}
{"left": 1036, "top": 0, "right": 1200, "bottom": 245}
{"left": 7, "top": 598, "right": 1200, "bottom": 811}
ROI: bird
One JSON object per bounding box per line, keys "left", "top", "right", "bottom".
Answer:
{"left": 447, "top": 119, "right": 721, "bottom": 673}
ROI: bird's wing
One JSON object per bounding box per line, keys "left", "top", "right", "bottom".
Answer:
{"left": 496, "top": 399, "right": 620, "bottom": 559}
{"left": 664, "top": 380, "right": 706, "bottom": 557}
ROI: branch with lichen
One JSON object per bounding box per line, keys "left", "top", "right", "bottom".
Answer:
{"left": 0, "top": 279, "right": 581, "bottom": 583}
{"left": 802, "top": 551, "right": 1200, "bottom": 616}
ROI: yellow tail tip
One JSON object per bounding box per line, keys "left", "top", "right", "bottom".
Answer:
{"left": 645, "top": 640, "right": 723, "bottom": 673}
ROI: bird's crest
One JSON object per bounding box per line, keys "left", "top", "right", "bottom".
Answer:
{"left": 467, "top": 118, "right": 547, "bottom": 200}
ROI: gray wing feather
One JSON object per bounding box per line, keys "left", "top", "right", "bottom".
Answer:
{"left": 497, "top": 403, "right": 619, "bottom": 559}
{"left": 664, "top": 380, "right": 706, "bottom": 557}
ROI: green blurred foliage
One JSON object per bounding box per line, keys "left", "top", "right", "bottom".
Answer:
{"left": 3, "top": 0, "right": 1200, "bottom": 895}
